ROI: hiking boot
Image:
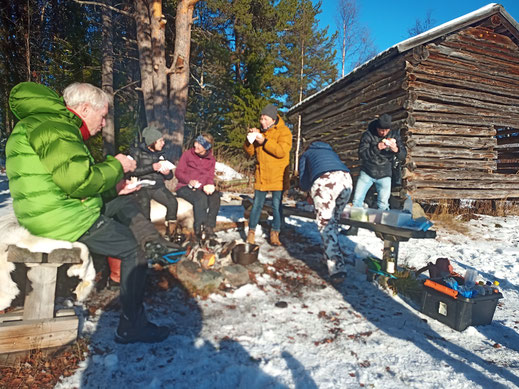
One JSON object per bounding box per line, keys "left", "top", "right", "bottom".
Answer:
{"left": 330, "top": 271, "right": 348, "bottom": 284}
{"left": 342, "top": 226, "right": 358, "bottom": 236}
{"left": 195, "top": 228, "right": 206, "bottom": 242}
{"left": 204, "top": 226, "right": 216, "bottom": 239}
{"left": 246, "top": 230, "right": 255, "bottom": 244}
{"left": 270, "top": 230, "right": 282, "bottom": 246}
{"left": 145, "top": 241, "right": 186, "bottom": 264}
{"left": 115, "top": 314, "right": 170, "bottom": 344}
{"left": 107, "top": 277, "right": 120, "bottom": 291}
{"left": 165, "top": 220, "right": 178, "bottom": 240}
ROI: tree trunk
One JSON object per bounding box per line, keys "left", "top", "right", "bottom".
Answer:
{"left": 134, "top": 0, "right": 156, "bottom": 127}
{"left": 167, "top": 0, "right": 199, "bottom": 161}
{"left": 25, "top": 0, "right": 31, "bottom": 81}
{"left": 101, "top": 0, "right": 115, "bottom": 156}
{"left": 150, "top": 0, "right": 169, "bottom": 128}
{"left": 295, "top": 41, "right": 305, "bottom": 173}
{"left": 341, "top": 21, "right": 346, "bottom": 78}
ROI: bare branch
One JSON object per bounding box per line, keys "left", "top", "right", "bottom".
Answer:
{"left": 407, "top": 9, "right": 436, "bottom": 37}
{"left": 114, "top": 80, "right": 140, "bottom": 96}
{"left": 72, "top": 0, "right": 133, "bottom": 18}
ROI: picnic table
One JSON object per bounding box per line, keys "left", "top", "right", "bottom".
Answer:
{"left": 249, "top": 199, "right": 436, "bottom": 275}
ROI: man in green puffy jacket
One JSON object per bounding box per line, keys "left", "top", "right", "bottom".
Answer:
{"left": 6, "top": 82, "right": 175, "bottom": 344}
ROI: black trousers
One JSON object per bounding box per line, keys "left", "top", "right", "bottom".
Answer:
{"left": 134, "top": 186, "right": 178, "bottom": 221}
{"left": 78, "top": 196, "right": 147, "bottom": 323}
{"left": 176, "top": 186, "right": 221, "bottom": 232}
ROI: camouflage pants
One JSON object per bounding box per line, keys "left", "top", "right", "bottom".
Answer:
{"left": 310, "top": 171, "right": 353, "bottom": 275}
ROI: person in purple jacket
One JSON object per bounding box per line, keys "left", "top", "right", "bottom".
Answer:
{"left": 175, "top": 133, "right": 220, "bottom": 239}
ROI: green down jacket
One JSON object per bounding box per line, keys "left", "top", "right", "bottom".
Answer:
{"left": 6, "top": 82, "right": 123, "bottom": 241}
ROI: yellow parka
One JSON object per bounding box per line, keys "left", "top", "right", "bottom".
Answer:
{"left": 244, "top": 116, "right": 292, "bottom": 191}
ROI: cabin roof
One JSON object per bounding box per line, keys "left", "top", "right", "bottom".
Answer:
{"left": 288, "top": 3, "right": 519, "bottom": 116}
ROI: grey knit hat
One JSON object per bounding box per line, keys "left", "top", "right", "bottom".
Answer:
{"left": 377, "top": 114, "right": 392, "bottom": 129}
{"left": 260, "top": 104, "right": 277, "bottom": 121}
{"left": 142, "top": 126, "right": 162, "bottom": 146}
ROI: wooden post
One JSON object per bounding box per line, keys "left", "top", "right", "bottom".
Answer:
{"left": 23, "top": 264, "right": 61, "bottom": 321}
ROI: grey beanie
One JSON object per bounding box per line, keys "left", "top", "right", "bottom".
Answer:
{"left": 260, "top": 104, "right": 277, "bottom": 121}
{"left": 377, "top": 114, "right": 392, "bottom": 129}
{"left": 142, "top": 126, "right": 162, "bottom": 146}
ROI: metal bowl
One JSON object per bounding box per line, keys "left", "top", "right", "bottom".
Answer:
{"left": 232, "top": 243, "right": 259, "bottom": 265}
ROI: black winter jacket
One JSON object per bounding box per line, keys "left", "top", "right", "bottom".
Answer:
{"left": 129, "top": 143, "right": 173, "bottom": 188}
{"left": 358, "top": 121, "right": 406, "bottom": 179}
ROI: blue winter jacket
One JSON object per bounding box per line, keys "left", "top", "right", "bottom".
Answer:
{"left": 299, "top": 142, "right": 349, "bottom": 191}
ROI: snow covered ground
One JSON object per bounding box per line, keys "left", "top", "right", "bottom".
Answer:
{"left": 1, "top": 171, "right": 519, "bottom": 388}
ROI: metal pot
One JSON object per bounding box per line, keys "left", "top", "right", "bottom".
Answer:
{"left": 232, "top": 243, "right": 259, "bottom": 265}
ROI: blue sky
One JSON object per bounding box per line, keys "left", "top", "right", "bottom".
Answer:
{"left": 317, "top": 1, "right": 519, "bottom": 66}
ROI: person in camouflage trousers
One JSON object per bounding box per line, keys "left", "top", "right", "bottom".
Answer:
{"left": 299, "top": 142, "right": 352, "bottom": 277}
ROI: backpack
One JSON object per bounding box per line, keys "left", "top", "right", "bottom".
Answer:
{"left": 416, "top": 257, "right": 462, "bottom": 280}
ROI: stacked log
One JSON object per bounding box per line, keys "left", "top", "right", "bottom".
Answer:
{"left": 295, "top": 56, "right": 410, "bottom": 175}
{"left": 404, "top": 26, "right": 519, "bottom": 199}
{"left": 290, "top": 21, "right": 519, "bottom": 201}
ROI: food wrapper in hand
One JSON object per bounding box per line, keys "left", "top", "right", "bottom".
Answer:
{"left": 159, "top": 160, "right": 175, "bottom": 170}
{"left": 204, "top": 184, "right": 215, "bottom": 194}
{"left": 158, "top": 160, "right": 175, "bottom": 173}
{"left": 247, "top": 132, "right": 258, "bottom": 144}
{"left": 383, "top": 138, "right": 396, "bottom": 147}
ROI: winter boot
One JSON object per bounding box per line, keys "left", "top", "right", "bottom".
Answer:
{"left": 342, "top": 226, "right": 358, "bottom": 236}
{"left": 165, "top": 220, "right": 178, "bottom": 240}
{"left": 195, "top": 227, "right": 206, "bottom": 243}
{"left": 204, "top": 226, "right": 216, "bottom": 239}
{"left": 246, "top": 229, "right": 255, "bottom": 244}
{"left": 270, "top": 230, "right": 282, "bottom": 246}
{"left": 115, "top": 310, "right": 170, "bottom": 344}
{"left": 130, "top": 213, "right": 184, "bottom": 251}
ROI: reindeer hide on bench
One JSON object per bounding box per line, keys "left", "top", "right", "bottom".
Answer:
{"left": 0, "top": 206, "right": 95, "bottom": 311}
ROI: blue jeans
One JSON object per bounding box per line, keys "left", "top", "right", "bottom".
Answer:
{"left": 248, "top": 190, "right": 283, "bottom": 231}
{"left": 352, "top": 171, "right": 391, "bottom": 210}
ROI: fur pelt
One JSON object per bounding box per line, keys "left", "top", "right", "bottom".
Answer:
{"left": 0, "top": 206, "right": 95, "bottom": 311}
{"left": 150, "top": 197, "right": 194, "bottom": 229}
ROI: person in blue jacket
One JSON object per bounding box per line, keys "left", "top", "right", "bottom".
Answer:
{"left": 299, "top": 141, "right": 353, "bottom": 278}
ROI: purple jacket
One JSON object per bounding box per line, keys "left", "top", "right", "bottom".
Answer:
{"left": 175, "top": 148, "right": 216, "bottom": 190}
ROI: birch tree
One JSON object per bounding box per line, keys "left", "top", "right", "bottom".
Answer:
{"left": 335, "top": 0, "right": 376, "bottom": 77}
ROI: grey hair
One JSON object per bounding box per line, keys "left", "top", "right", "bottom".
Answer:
{"left": 63, "top": 82, "right": 111, "bottom": 110}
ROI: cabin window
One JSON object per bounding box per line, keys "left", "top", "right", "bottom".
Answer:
{"left": 495, "top": 127, "right": 519, "bottom": 174}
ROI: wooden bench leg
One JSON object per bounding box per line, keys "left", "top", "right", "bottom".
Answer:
{"left": 23, "top": 264, "right": 60, "bottom": 321}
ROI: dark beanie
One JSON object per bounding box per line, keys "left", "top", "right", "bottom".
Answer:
{"left": 260, "top": 104, "right": 277, "bottom": 121}
{"left": 377, "top": 114, "right": 392, "bottom": 129}
{"left": 142, "top": 126, "right": 162, "bottom": 146}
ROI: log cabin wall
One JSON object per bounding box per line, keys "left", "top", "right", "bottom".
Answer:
{"left": 289, "top": 9, "right": 519, "bottom": 201}
{"left": 405, "top": 25, "right": 519, "bottom": 200}
{"left": 294, "top": 54, "right": 410, "bottom": 177}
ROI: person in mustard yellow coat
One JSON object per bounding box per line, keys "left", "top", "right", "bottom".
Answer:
{"left": 244, "top": 104, "right": 292, "bottom": 246}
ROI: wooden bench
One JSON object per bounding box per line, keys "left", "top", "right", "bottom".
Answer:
{"left": 0, "top": 246, "right": 82, "bottom": 355}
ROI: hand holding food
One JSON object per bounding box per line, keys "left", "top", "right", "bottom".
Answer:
{"left": 203, "top": 184, "right": 215, "bottom": 195}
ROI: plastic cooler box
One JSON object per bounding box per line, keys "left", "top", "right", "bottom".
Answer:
{"left": 421, "top": 284, "right": 503, "bottom": 331}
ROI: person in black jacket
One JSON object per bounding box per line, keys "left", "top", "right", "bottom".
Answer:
{"left": 351, "top": 113, "right": 406, "bottom": 211}
{"left": 130, "top": 126, "right": 179, "bottom": 237}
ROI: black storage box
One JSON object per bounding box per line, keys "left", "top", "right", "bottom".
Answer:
{"left": 421, "top": 285, "right": 503, "bottom": 331}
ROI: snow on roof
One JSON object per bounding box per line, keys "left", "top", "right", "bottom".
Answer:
{"left": 288, "top": 3, "right": 519, "bottom": 115}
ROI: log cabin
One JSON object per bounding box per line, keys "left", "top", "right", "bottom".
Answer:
{"left": 287, "top": 3, "right": 519, "bottom": 200}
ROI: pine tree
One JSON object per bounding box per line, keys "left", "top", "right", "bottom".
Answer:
{"left": 272, "top": 0, "right": 337, "bottom": 108}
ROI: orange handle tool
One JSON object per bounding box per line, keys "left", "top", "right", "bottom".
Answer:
{"left": 424, "top": 279, "right": 458, "bottom": 299}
